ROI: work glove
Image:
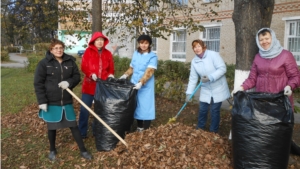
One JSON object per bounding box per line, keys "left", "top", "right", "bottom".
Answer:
{"left": 133, "top": 82, "right": 142, "bottom": 90}
{"left": 119, "top": 74, "right": 128, "bottom": 79}
{"left": 284, "top": 85, "right": 292, "bottom": 96}
{"left": 91, "top": 74, "right": 97, "bottom": 81}
{"left": 231, "top": 86, "right": 244, "bottom": 97}
{"left": 108, "top": 74, "right": 114, "bottom": 78}
{"left": 39, "top": 104, "right": 47, "bottom": 112}
{"left": 58, "top": 81, "right": 69, "bottom": 89}
{"left": 201, "top": 76, "right": 210, "bottom": 83}
{"left": 185, "top": 94, "right": 192, "bottom": 102}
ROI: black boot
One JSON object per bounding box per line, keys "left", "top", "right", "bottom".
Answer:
{"left": 48, "top": 150, "right": 57, "bottom": 161}
{"left": 80, "top": 151, "right": 92, "bottom": 160}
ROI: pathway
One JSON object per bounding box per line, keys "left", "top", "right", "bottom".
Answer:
{"left": 1, "top": 53, "right": 28, "bottom": 68}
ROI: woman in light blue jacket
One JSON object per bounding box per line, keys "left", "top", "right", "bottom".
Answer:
{"left": 186, "top": 39, "right": 230, "bottom": 133}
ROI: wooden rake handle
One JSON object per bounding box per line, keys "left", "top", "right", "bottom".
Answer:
{"left": 66, "top": 88, "right": 128, "bottom": 147}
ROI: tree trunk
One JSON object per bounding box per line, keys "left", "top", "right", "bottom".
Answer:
{"left": 232, "top": 0, "right": 274, "bottom": 89}
{"left": 92, "top": 0, "right": 102, "bottom": 33}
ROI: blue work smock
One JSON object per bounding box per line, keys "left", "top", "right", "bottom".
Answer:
{"left": 130, "top": 51, "right": 158, "bottom": 120}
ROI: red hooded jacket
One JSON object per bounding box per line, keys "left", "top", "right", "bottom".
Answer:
{"left": 81, "top": 32, "right": 114, "bottom": 95}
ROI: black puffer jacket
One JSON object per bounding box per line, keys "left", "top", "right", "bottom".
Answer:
{"left": 34, "top": 51, "right": 81, "bottom": 106}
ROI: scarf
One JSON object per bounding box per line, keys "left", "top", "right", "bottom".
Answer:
{"left": 256, "top": 28, "right": 283, "bottom": 59}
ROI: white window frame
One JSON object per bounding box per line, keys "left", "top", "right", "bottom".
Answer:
{"left": 202, "top": 0, "right": 217, "bottom": 3}
{"left": 170, "top": 28, "right": 186, "bottom": 62}
{"left": 170, "top": 0, "right": 188, "bottom": 7}
{"left": 85, "top": 12, "right": 92, "bottom": 22}
{"left": 152, "top": 37, "right": 157, "bottom": 54}
{"left": 200, "top": 23, "right": 222, "bottom": 52}
{"left": 283, "top": 16, "right": 300, "bottom": 65}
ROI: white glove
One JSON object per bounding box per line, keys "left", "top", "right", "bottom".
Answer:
{"left": 284, "top": 85, "right": 292, "bottom": 96}
{"left": 185, "top": 94, "right": 192, "bottom": 102}
{"left": 231, "top": 86, "right": 244, "bottom": 97}
{"left": 108, "top": 74, "right": 114, "bottom": 78}
{"left": 119, "top": 74, "right": 128, "bottom": 79}
{"left": 201, "top": 76, "right": 210, "bottom": 83}
{"left": 133, "top": 82, "right": 142, "bottom": 90}
{"left": 39, "top": 104, "right": 47, "bottom": 112}
{"left": 58, "top": 81, "right": 69, "bottom": 89}
{"left": 91, "top": 74, "right": 97, "bottom": 81}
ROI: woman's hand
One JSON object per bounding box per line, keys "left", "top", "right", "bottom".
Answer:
{"left": 201, "top": 76, "right": 210, "bottom": 83}
{"left": 284, "top": 86, "right": 292, "bottom": 96}
{"left": 133, "top": 82, "right": 142, "bottom": 90}
{"left": 39, "top": 104, "right": 47, "bottom": 112}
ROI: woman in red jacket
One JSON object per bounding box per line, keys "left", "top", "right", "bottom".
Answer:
{"left": 79, "top": 32, "right": 114, "bottom": 138}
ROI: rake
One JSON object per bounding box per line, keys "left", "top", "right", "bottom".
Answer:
{"left": 168, "top": 81, "right": 203, "bottom": 124}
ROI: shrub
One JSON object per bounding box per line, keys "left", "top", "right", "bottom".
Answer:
{"left": 113, "top": 56, "right": 132, "bottom": 77}
{"left": 26, "top": 54, "right": 236, "bottom": 102}
{"left": 1, "top": 50, "right": 9, "bottom": 61}
{"left": 26, "top": 54, "right": 44, "bottom": 72}
{"left": 225, "top": 63, "right": 235, "bottom": 91}
{"left": 35, "top": 43, "right": 50, "bottom": 52}
{"left": 6, "top": 46, "right": 19, "bottom": 53}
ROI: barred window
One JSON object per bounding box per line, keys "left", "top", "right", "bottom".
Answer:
{"left": 286, "top": 20, "right": 300, "bottom": 65}
{"left": 152, "top": 37, "right": 157, "bottom": 53}
{"left": 171, "top": 29, "right": 186, "bottom": 61}
{"left": 202, "top": 27, "right": 220, "bottom": 52}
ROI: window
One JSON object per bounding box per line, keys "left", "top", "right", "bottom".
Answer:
{"left": 170, "top": 0, "right": 188, "bottom": 7}
{"left": 202, "top": 0, "right": 216, "bottom": 3}
{"left": 152, "top": 37, "right": 157, "bottom": 53}
{"left": 201, "top": 27, "right": 220, "bottom": 52}
{"left": 171, "top": 29, "right": 186, "bottom": 61}
{"left": 284, "top": 19, "right": 300, "bottom": 65}
{"left": 84, "top": 12, "right": 92, "bottom": 22}
{"left": 64, "top": 35, "right": 80, "bottom": 46}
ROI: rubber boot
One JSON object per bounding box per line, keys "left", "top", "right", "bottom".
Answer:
{"left": 80, "top": 151, "right": 92, "bottom": 160}
{"left": 48, "top": 150, "right": 57, "bottom": 161}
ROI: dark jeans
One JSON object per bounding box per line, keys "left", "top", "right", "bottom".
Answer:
{"left": 197, "top": 97, "right": 222, "bottom": 133}
{"left": 78, "top": 93, "right": 94, "bottom": 137}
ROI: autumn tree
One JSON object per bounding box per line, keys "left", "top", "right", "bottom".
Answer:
{"left": 232, "top": 0, "right": 275, "bottom": 89}
{"left": 1, "top": 0, "right": 58, "bottom": 46}
{"left": 57, "top": 0, "right": 220, "bottom": 46}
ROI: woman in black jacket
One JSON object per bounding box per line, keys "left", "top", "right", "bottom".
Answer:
{"left": 34, "top": 39, "right": 92, "bottom": 161}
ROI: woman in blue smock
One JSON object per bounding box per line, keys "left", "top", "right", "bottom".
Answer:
{"left": 119, "top": 35, "right": 158, "bottom": 132}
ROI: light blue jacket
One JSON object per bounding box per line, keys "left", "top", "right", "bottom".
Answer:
{"left": 186, "top": 50, "right": 230, "bottom": 103}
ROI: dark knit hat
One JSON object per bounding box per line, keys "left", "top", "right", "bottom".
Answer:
{"left": 137, "top": 35, "right": 152, "bottom": 45}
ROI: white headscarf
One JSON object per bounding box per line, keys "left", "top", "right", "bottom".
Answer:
{"left": 255, "top": 28, "right": 283, "bottom": 59}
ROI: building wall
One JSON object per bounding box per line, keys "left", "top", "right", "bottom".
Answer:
{"left": 156, "top": 0, "right": 300, "bottom": 64}
{"left": 58, "top": 0, "right": 299, "bottom": 62}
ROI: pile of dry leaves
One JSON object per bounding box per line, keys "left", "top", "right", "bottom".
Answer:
{"left": 103, "top": 123, "right": 232, "bottom": 168}
{"left": 2, "top": 100, "right": 233, "bottom": 168}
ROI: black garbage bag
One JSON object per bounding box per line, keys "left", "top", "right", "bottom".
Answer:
{"left": 231, "top": 91, "right": 294, "bottom": 169}
{"left": 291, "top": 140, "right": 300, "bottom": 156}
{"left": 94, "top": 78, "right": 137, "bottom": 151}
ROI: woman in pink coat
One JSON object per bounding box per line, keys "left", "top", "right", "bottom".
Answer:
{"left": 233, "top": 28, "right": 299, "bottom": 109}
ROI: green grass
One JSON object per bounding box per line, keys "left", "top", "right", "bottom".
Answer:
{"left": 1, "top": 67, "right": 82, "bottom": 115}
{"left": 1, "top": 68, "right": 36, "bottom": 115}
